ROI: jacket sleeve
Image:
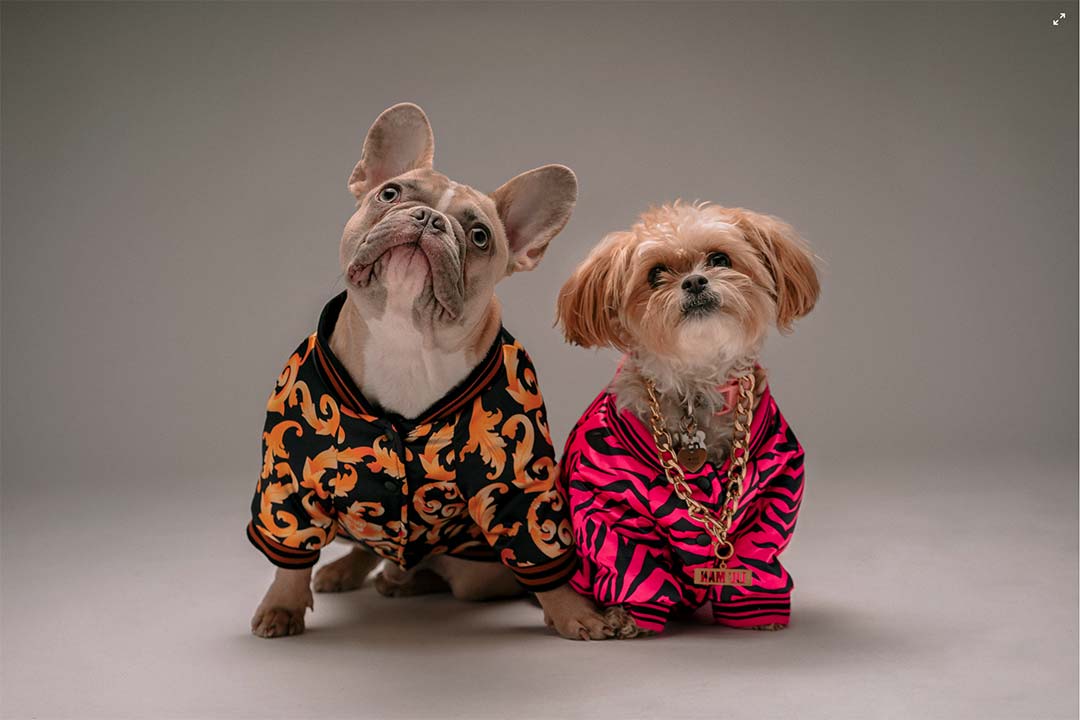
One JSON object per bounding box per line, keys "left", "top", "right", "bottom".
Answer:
{"left": 456, "top": 344, "right": 577, "bottom": 592}
{"left": 712, "top": 406, "right": 804, "bottom": 628}
{"left": 247, "top": 339, "right": 339, "bottom": 569}
{"left": 563, "top": 422, "right": 687, "bottom": 634}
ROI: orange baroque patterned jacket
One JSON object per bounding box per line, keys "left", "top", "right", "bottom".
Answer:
{"left": 247, "top": 293, "right": 577, "bottom": 592}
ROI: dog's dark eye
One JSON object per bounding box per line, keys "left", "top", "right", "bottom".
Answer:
{"left": 378, "top": 185, "right": 401, "bottom": 203}
{"left": 470, "top": 226, "right": 490, "bottom": 250}
{"left": 648, "top": 264, "right": 668, "bottom": 288}
{"left": 707, "top": 252, "right": 732, "bottom": 268}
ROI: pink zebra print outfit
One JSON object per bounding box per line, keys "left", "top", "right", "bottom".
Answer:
{"left": 561, "top": 378, "right": 804, "bottom": 633}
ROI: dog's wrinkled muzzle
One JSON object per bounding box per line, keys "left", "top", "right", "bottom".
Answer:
{"left": 350, "top": 212, "right": 465, "bottom": 320}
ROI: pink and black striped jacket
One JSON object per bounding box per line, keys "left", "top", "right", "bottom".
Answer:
{"left": 560, "top": 379, "right": 804, "bottom": 633}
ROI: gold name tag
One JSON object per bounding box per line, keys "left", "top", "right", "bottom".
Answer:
{"left": 694, "top": 567, "right": 753, "bottom": 586}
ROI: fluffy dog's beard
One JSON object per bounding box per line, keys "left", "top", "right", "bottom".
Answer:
{"left": 672, "top": 316, "right": 757, "bottom": 371}
{"left": 615, "top": 289, "right": 767, "bottom": 460}
{"left": 681, "top": 291, "right": 721, "bottom": 318}
{"left": 614, "top": 276, "right": 771, "bottom": 461}
{"left": 631, "top": 276, "right": 770, "bottom": 382}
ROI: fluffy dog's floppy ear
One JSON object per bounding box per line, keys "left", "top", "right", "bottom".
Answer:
{"left": 348, "top": 103, "right": 435, "bottom": 200}
{"left": 731, "top": 208, "right": 820, "bottom": 332}
{"left": 556, "top": 231, "right": 634, "bottom": 350}
{"left": 491, "top": 165, "right": 577, "bottom": 274}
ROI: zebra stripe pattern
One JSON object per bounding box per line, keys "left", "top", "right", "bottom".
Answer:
{"left": 561, "top": 382, "right": 805, "bottom": 633}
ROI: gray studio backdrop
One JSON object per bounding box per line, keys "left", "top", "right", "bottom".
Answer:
{"left": 1, "top": 2, "right": 1077, "bottom": 719}
{"left": 4, "top": 2, "right": 1076, "bottom": 488}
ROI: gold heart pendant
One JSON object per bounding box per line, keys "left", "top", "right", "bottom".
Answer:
{"left": 677, "top": 447, "right": 707, "bottom": 473}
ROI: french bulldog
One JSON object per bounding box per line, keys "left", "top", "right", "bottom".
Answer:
{"left": 248, "top": 103, "right": 611, "bottom": 641}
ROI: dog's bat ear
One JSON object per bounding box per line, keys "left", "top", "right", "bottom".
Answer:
{"left": 555, "top": 231, "right": 634, "bottom": 350}
{"left": 491, "top": 164, "right": 577, "bottom": 274}
{"left": 348, "top": 103, "right": 435, "bottom": 200}
{"left": 732, "top": 209, "right": 820, "bottom": 332}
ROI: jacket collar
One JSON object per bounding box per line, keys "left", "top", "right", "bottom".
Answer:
{"left": 607, "top": 382, "right": 777, "bottom": 477}
{"left": 312, "top": 292, "right": 506, "bottom": 425}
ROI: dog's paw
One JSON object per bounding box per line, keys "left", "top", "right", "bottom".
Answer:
{"left": 313, "top": 549, "right": 379, "bottom": 593}
{"left": 537, "top": 585, "right": 613, "bottom": 640}
{"left": 250, "top": 569, "right": 313, "bottom": 638}
{"left": 250, "top": 606, "right": 306, "bottom": 638}
{"left": 602, "top": 605, "right": 655, "bottom": 639}
{"left": 373, "top": 571, "right": 403, "bottom": 597}
{"left": 746, "top": 623, "right": 787, "bottom": 632}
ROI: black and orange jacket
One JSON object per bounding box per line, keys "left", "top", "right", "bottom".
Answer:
{"left": 247, "top": 292, "right": 577, "bottom": 592}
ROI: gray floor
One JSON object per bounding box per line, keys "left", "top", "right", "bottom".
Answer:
{"left": 2, "top": 456, "right": 1076, "bottom": 720}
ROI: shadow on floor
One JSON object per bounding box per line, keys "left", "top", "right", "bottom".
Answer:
{"left": 232, "top": 587, "right": 929, "bottom": 672}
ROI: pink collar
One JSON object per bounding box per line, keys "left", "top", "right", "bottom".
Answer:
{"left": 713, "top": 379, "right": 739, "bottom": 416}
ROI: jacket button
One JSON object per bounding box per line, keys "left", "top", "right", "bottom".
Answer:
{"left": 384, "top": 480, "right": 398, "bottom": 492}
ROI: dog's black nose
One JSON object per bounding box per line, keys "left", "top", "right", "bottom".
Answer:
{"left": 682, "top": 274, "right": 709, "bottom": 294}
{"left": 410, "top": 207, "right": 446, "bottom": 232}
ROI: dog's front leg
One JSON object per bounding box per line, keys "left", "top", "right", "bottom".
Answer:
{"left": 251, "top": 567, "right": 314, "bottom": 638}
{"left": 536, "top": 585, "right": 613, "bottom": 641}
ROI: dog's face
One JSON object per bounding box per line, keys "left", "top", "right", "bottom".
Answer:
{"left": 557, "top": 202, "right": 819, "bottom": 368}
{"left": 340, "top": 103, "right": 577, "bottom": 344}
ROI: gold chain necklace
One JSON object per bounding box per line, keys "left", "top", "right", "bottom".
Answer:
{"left": 644, "top": 372, "right": 756, "bottom": 587}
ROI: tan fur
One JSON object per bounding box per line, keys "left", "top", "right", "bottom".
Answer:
{"left": 250, "top": 566, "right": 314, "bottom": 638}
{"left": 539, "top": 585, "right": 615, "bottom": 640}
{"left": 725, "top": 207, "right": 820, "bottom": 332}
{"left": 312, "top": 545, "right": 381, "bottom": 593}
{"left": 555, "top": 231, "right": 637, "bottom": 351}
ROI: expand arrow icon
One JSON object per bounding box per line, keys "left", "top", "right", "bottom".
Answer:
{"left": 1061, "top": 12, "right": 1067, "bottom": 18}
{"left": 1053, "top": 18, "right": 1060, "bottom": 24}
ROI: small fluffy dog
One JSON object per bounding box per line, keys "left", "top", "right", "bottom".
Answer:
{"left": 247, "top": 103, "right": 609, "bottom": 640}
{"left": 556, "top": 202, "right": 820, "bottom": 637}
